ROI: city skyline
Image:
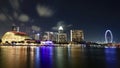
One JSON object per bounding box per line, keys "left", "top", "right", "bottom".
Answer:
{"left": 0, "top": 0, "right": 120, "bottom": 42}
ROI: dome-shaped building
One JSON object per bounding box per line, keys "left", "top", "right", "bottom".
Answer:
{"left": 2, "top": 31, "right": 31, "bottom": 43}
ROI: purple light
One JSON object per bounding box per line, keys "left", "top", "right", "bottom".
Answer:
{"left": 41, "top": 40, "right": 54, "bottom": 45}
{"left": 37, "top": 33, "right": 40, "bottom": 36}
{"left": 45, "top": 41, "right": 53, "bottom": 44}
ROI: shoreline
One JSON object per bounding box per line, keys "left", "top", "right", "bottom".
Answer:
{"left": 0, "top": 44, "right": 120, "bottom": 48}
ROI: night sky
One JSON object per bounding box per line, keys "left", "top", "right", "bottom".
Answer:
{"left": 0, "top": 0, "right": 120, "bottom": 42}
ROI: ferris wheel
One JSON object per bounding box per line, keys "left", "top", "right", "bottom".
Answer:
{"left": 105, "top": 30, "right": 113, "bottom": 43}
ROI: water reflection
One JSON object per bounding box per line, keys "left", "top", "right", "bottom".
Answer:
{"left": 35, "top": 46, "right": 53, "bottom": 68}
{"left": 85, "top": 48, "right": 106, "bottom": 68}
{"left": 0, "top": 45, "right": 120, "bottom": 68}
{"left": 26, "top": 46, "right": 35, "bottom": 68}
{"left": 35, "top": 47, "right": 40, "bottom": 68}
{"left": 105, "top": 48, "right": 117, "bottom": 68}
{"left": 0, "top": 46, "right": 33, "bottom": 68}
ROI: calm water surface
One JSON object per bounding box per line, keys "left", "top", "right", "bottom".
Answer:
{"left": 0, "top": 45, "right": 120, "bottom": 68}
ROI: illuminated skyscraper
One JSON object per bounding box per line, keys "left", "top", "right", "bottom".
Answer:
{"left": 70, "top": 30, "right": 84, "bottom": 42}
{"left": 42, "top": 31, "right": 57, "bottom": 41}
{"left": 58, "top": 26, "right": 63, "bottom": 33}
{"left": 58, "top": 26, "right": 67, "bottom": 43}
{"left": 58, "top": 33, "right": 67, "bottom": 43}
{"left": 34, "top": 33, "right": 40, "bottom": 40}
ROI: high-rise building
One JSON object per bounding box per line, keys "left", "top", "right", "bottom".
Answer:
{"left": 42, "top": 31, "right": 57, "bottom": 41}
{"left": 34, "top": 33, "right": 40, "bottom": 40}
{"left": 58, "top": 33, "right": 67, "bottom": 43}
{"left": 57, "top": 26, "right": 67, "bottom": 43}
{"left": 58, "top": 26, "right": 63, "bottom": 33}
{"left": 70, "top": 30, "right": 84, "bottom": 42}
{"left": 51, "top": 32, "right": 58, "bottom": 42}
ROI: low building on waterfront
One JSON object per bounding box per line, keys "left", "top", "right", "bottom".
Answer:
{"left": 1, "top": 24, "right": 32, "bottom": 44}
{"left": 1, "top": 31, "right": 31, "bottom": 44}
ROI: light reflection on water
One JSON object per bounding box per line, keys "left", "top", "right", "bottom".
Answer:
{"left": 105, "top": 48, "right": 117, "bottom": 68}
{"left": 0, "top": 45, "right": 120, "bottom": 68}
